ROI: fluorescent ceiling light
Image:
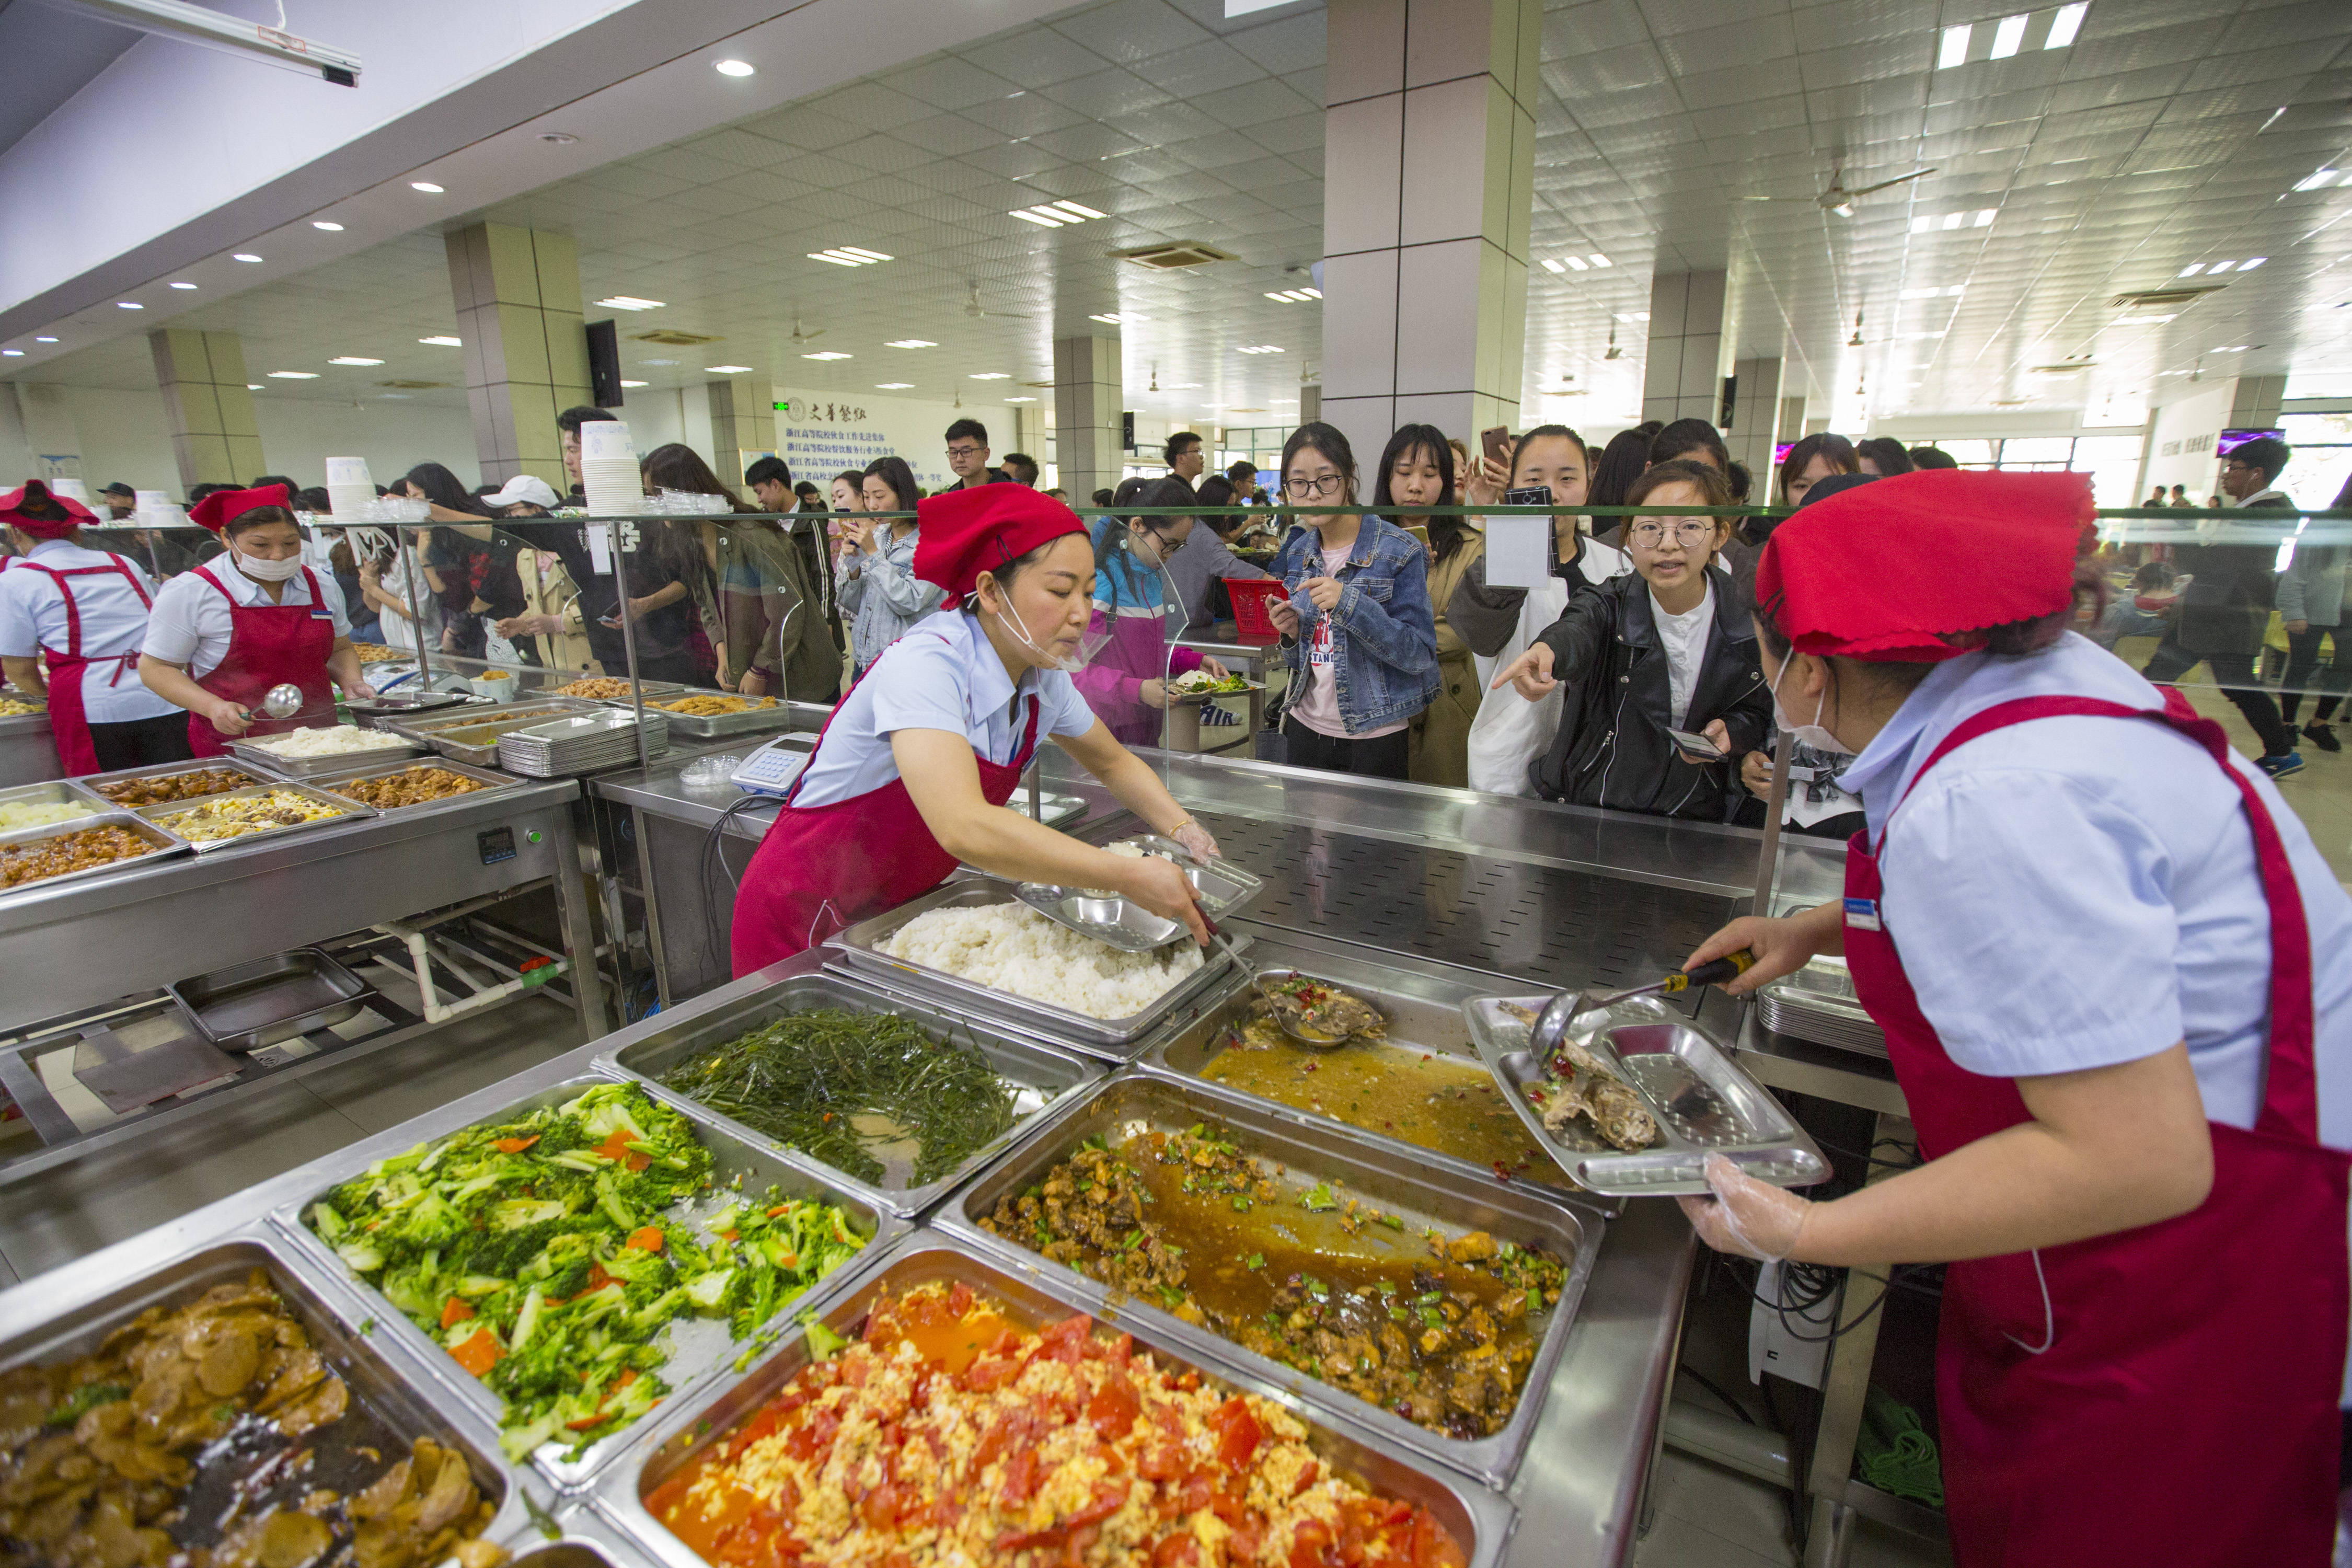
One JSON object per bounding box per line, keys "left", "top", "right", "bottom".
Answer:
{"left": 1589, "top": 254, "right": 1611, "bottom": 267}
{"left": 169, "top": 281, "right": 197, "bottom": 290}
{"left": 1989, "top": 14, "right": 2027, "bottom": 58}
{"left": 246, "top": 383, "right": 261, "bottom": 389}
{"left": 885, "top": 339, "right": 937, "bottom": 348}
{"left": 596, "top": 296, "right": 665, "bottom": 310}
{"left": 643, "top": 359, "right": 676, "bottom": 366}
{"left": 877, "top": 382, "right": 914, "bottom": 389}
{"left": 1235, "top": 344, "right": 1282, "bottom": 354}
{"left": 970, "top": 372, "right": 1011, "bottom": 379}
{"left": 411, "top": 181, "right": 444, "bottom": 193}
{"left": 34, "top": 336, "right": 56, "bottom": 343}
{"left": 619, "top": 379, "right": 647, "bottom": 387}
{"left": 2239, "top": 256, "right": 2267, "bottom": 271}
{"left": 705, "top": 364, "right": 753, "bottom": 373}
{"left": 2207, "top": 259, "right": 2235, "bottom": 273}
{"left": 2295, "top": 169, "right": 2340, "bottom": 192}
{"left": 117, "top": 301, "right": 142, "bottom": 309}
{"left": 327, "top": 356, "right": 384, "bottom": 365}
{"left": 233, "top": 253, "right": 262, "bottom": 263}
{"left": 419, "top": 335, "right": 462, "bottom": 346}
{"left": 2179, "top": 263, "right": 2205, "bottom": 276}
{"left": 1264, "top": 289, "right": 1317, "bottom": 301}
{"left": 1942, "top": 211, "right": 1964, "bottom": 229}
{"left": 1005, "top": 396, "right": 1037, "bottom": 403}
{"left": 803, "top": 350, "right": 852, "bottom": 360}
{"left": 0, "top": 350, "right": 18, "bottom": 358}
{"left": 1540, "top": 258, "right": 1565, "bottom": 274}
{"left": 1053, "top": 200, "right": 1105, "bottom": 219}
{"left": 1010, "top": 209, "right": 1066, "bottom": 227}
{"left": 1564, "top": 257, "right": 1589, "bottom": 271}
{"left": 1938, "top": 24, "right": 1970, "bottom": 67}
{"left": 2047, "top": 2, "right": 2086, "bottom": 48}
{"left": 268, "top": 370, "right": 319, "bottom": 378}
{"left": 312, "top": 221, "right": 343, "bottom": 231}
{"left": 1974, "top": 209, "right": 1996, "bottom": 226}
{"left": 714, "top": 59, "right": 755, "bottom": 76}
{"left": 1613, "top": 312, "right": 1649, "bottom": 322}
{"left": 2113, "top": 313, "right": 2177, "bottom": 326}
{"left": 808, "top": 248, "right": 891, "bottom": 266}
{"left": 1089, "top": 313, "right": 1125, "bottom": 324}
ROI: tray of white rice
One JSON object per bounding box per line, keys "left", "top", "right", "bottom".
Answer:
{"left": 824, "top": 878, "right": 1247, "bottom": 1057}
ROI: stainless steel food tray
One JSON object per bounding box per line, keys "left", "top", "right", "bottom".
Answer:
{"left": 170, "top": 945, "right": 377, "bottom": 1052}
{"left": 305, "top": 756, "right": 526, "bottom": 811}
{"left": 1464, "top": 994, "right": 1829, "bottom": 1195}
{"left": 0, "top": 1234, "right": 535, "bottom": 1550}
{"left": 824, "top": 877, "right": 1247, "bottom": 1056}
{"left": 0, "top": 776, "right": 115, "bottom": 828}
{"left": 1016, "top": 834, "right": 1264, "bottom": 952}
{"left": 227, "top": 730, "right": 425, "bottom": 777}
{"left": 387, "top": 701, "right": 598, "bottom": 767}
{"left": 1138, "top": 928, "right": 1585, "bottom": 1203}
{"left": 597, "top": 969, "right": 1103, "bottom": 1218}
{"left": 546, "top": 681, "right": 687, "bottom": 703}
{"left": 1755, "top": 957, "right": 1887, "bottom": 1058}
{"left": 0, "top": 809, "right": 188, "bottom": 900}
{"left": 83, "top": 756, "right": 284, "bottom": 803}
{"left": 1009, "top": 789, "right": 1088, "bottom": 828}
{"left": 137, "top": 778, "right": 376, "bottom": 852}
{"left": 595, "top": 694, "right": 798, "bottom": 739}
{"left": 500, "top": 711, "right": 671, "bottom": 777}
{"left": 594, "top": 1232, "right": 1520, "bottom": 1568}
{"left": 345, "top": 688, "right": 476, "bottom": 729}
{"left": 271, "top": 1074, "right": 907, "bottom": 1492}
{"left": 938, "top": 1073, "right": 1599, "bottom": 1489}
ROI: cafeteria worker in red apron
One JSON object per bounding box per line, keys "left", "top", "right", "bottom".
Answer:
{"left": 137, "top": 484, "right": 375, "bottom": 757}
{"left": 0, "top": 480, "right": 190, "bottom": 773}
{"left": 731, "top": 483, "right": 1218, "bottom": 976}
{"left": 1675, "top": 469, "right": 2352, "bottom": 1565}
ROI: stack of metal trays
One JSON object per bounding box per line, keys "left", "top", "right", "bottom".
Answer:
{"left": 497, "top": 708, "right": 670, "bottom": 777}
{"left": 385, "top": 699, "right": 596, "bottom": 767}
{"left": 1754, "top": 956, "right": 1887, "bottom": 1057}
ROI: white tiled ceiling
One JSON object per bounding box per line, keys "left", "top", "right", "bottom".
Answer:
{"left": 16, "top": 0, "right": 2352, "bottom": 447}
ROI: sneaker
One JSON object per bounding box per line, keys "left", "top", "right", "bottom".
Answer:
{"left": 2257, "top": 751, "right": 2305, "bottom": 779}
{"left": 2304, "top": 723, "right": 2342, "bottom": 754}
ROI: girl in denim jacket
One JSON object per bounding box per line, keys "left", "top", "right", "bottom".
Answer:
{"left": 1265, "top": 422, "right": 1439, "bottom": 778}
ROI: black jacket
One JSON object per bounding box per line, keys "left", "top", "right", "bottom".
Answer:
{"left": 2174, "top": 491, "right": 2291, "bottom": 658}
{"left": 1529, "top": 568, "right": 1773, "bottom": 818}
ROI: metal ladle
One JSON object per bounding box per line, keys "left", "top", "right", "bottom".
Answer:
{"left": 1203, "top": 924, "right": 1373, "bottom": 1051}
{"left": 253, "top": 683, "right": 306, "bottom": 720}
{"left": 1525, "top": 950, "right": 1758, "bottom": 1067}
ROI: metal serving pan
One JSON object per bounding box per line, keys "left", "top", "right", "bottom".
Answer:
{"left": 227, "top": 730, "right": 426, "bottom": 778}
{"left": 170, "top": 946, "right": 377, "bottom": 1053}
{"left": 305, "top": 756, "right": 526, "bottom": 812}
{"left": 595, "top": 1232, "right": 1519, "bottom": 1568}
{"left": 1139, "top": 928, "right": 1584, "bottom": 1202}
{"left": 0, "top": 776, "right": 114, "bottom": 830}
{"left": 1465, "top": 994, "right": 1830, "bottom": 1195}
{"left": 345, "top": 688, "right": 477, "bottom": 730}
{"left": 1016, "top": 833, "right": 1264, "bottom": 952}
{"left": 542, "top": 680, "right": 688, "bottom": 704}
{"left": 598, "top": 969, "right": 1103, "bottom": 1219}
{"left": 939, "top": 1073, "right": 1599, "bottom": 1489}
{"left": 137, "top": 778, "right": 376, "bottom": 853}
{"left": 271, "top": 1074, "right": 907, "bottom": 1493}
{"left": 595, "top": 693, "right": 798, "bottom": 740}
{"left": 0, "top": 1235, "right": 533, "bottom": 1554}
{"left": 84, "top": 756, "right": 284, "bottom": 805}
{"left": 1755, "top": 956, "right": 1887, "bottom": 1058}
{"left": 1009, "top": 789, "right": 1089, "bottom": 828}
{"left": 824, "top": 877, "right": 1246, "bottom": 1057}
{"left": 0, "top": 810, "right": 188, "bottom": 900}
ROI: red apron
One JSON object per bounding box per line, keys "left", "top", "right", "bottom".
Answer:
{"left": 730, "top": 638, "right": 1043, "bottom": 977}
{"left": 1843, "top": 690, "right": 2348, "bottom": 1566}
{"left": 17, "top": 557, "right": 152, "bottom": 776}
{"left": 184, "top": 563, "right": 339, "bottom": 759}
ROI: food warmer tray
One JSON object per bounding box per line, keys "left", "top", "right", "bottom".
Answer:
{"left": 270, "top": 1073, "right": 908, "bottom": 1492}
{"left": 593, "top": 1231, "right": 1520, "bottom": 1568}
{"left": 305, "top": 756, "right": 529, "bottom": 812}
{"left": 939, "top": 1072, "right": 1599, "bottom": 1489}
{"left": 82, "top": 756, "right": 287, "bottom": 803}
{"left": 598, "top": 969, "right": 1103, "bottom": 1219}
{"left": 1016, "top": 833, "right": 1264, "bottom": 953}
{"left": 547, "top": 680, "right": 689, "bottom": 702}
{"left": 135, "top": 779, "right": 377, "bottom": 854}
{"left": 0, "top": 810, "right": 189, "bottom": 901}
{"left": 170, "top": 946, "right": 377, "bottom": 1053}
{"left": 498, "top": 711, "right": 670, "bottom": 778}
{"left": 0, "top": 1235, "right": 538, "bottom": 1552}
{"left": 383, "top": 699, "right": 599, "bottom": 765}
{"left": 345, "top": 688, "right": 477, "bottom": 729}
{"left": 226, "top": 731, "right": 426, "bottom": 778}
{"left": 1464, "top": 994, "right": 1830, "bottom": 1196}
{"left": 590, "top": 693, "right": 799, "bottom": 740}
{"left": 0, "top": 776, "right": 117, "bottom": 828}
{"left": 823, "top": 877, "right": 1248, "bottom": 1057}
{"left": 1754, "top": 956, "right": 1888, "bottom": 1058}
{"left": 1138, "top": 927, "right": 1593, "bottom": 1206}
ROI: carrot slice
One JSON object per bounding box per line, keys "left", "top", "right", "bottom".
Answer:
{"left": 449, "top": 1329, "right": 503, "bottom": 1378}
{"left": 441, "top": 1296, "right": 477, "bottom": 1329}
{"left": 627, "top": 1227, "right": 666, "bottom": 1253}
{"left": 492, "top": 1136, "right": 539, "bottom": 1153}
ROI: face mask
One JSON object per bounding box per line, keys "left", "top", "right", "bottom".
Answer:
{"left": 234, "top": 547, "right": 304, "bottom": 583}
{"left": 1770, "top": 658, "right": 1852, "bottom": 757}
{"left": 992, "top": 602, "right": 1108, "bottom": 674}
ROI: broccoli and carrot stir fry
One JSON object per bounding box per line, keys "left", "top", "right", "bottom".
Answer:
{"left": 303, "top": 1084, "right": 868, "bottom": 1460}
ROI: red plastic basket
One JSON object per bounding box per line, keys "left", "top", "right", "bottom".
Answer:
{"left": 1224, "top": 577, "right": 1286, "bottom": 643}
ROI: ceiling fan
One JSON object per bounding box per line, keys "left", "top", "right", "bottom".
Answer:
{"left": 963, "top": 283, "right": 1035, "bottom": 320}
{"left": 1746, "top": 165, "right": 1938, "bottom": 217}
{"left": 786, "top": 317, "right": 824, "bottom": 344}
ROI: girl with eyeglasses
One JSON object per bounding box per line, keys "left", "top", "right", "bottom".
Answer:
{"left": 1071, "top": 476, "right": 1231, "bottom": 745}
{"left": 1487, "top": 460, "right": 1770, "bottom": 814}
{"left": 1264, "top": 422, "right": 1438, "bottom": 779}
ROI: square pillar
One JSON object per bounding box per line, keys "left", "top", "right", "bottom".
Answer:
{"left": 1725, "top": 357, "right": 1785, "bottom": 478}
{"left": 446, "top": 222, "right": 592, "bottom": 488}
{"left": 1639, "top": 271, "right": 1728, "bottom": 427}
{"left": 148, "top": 328, "right": 265, "bottom": 490}
{"left": 1054, "top": 334, "right": 1123, "bottom": 503}
{"left": 706, "top": 376, "right": 771, "bottom": 488}
{"left": 1322, "top": 0, "right": 1540, "bottom": 467}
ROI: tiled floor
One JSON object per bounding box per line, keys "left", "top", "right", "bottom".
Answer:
{"left": 2177, "top": 681, "right": 2352, "bottom": 883}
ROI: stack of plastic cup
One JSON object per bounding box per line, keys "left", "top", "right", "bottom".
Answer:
{"left": 325, "top": 456, "right": 375, "bottom": 522}
{"left": 579, "top": 421, "right": 642, "bottom": 517}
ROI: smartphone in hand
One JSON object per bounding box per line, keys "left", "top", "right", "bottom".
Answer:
{"left": 1481, "top": 425, "right": 1513, "bottom": 471}
{"left": 1665, "top": 725, "right": 1726, "bottom": 760}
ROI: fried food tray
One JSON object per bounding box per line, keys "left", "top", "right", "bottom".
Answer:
{"left": 937, "top": 1073, "right": 1599, "bottom": 1488}
{"left": 135, "top": 779, "right": 376, "bottom": 854}
{"left": 1463, "top": 995, "right": 1829, "bottom": 1196}
{"left": 269, "top": 1074, "right": 907, "bottom": 1493}
{"left": 597, "top": 969, "right": 1104, "bottom": 1219}
{"left": 592, "top": 1232, "right": 1519, "bottom": 1568}
{"left": 305, "top": 756, "right": 527, "bottom": 812}
{"left": 589, "top": 693, "right": 798, "bottom": 739}
{"left": 83, "top": 757, "right": 286, "bottom": 805}
{"left": 0, "top": 810, "right": 189, "bottom": 901}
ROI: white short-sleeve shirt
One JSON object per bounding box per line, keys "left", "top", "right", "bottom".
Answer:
{"left": 0, "top": 540, "right": 178, "bottom": 722}
{"left": 791, "top": 608, "right": 1099, "bottom": 808}
{"left": 143, "top": 559, "right": 351, "bottom": 681}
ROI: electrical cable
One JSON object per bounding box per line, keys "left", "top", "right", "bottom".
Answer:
{"left": 700, "top": 792, "right": 777, "bottom": 966}
{"left": 1674, "top": 1364, "right": 1757, "bottom": 1425}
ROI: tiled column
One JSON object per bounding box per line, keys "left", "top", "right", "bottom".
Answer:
{"left": 2227, "top": 374, "right": 2285, "bottom": 430}
{"left": 445, "top": 223, "right": 592, "bottom": 488}
{"left": 147, "top": 328, "right": 263, "bottom": 490}
{"left": 1639, "top": 271, "right": 1727, "bottom": 426}
{"left": 13, "top": 384, "right": 85, "bottom": 483}
{"left": 1053, "top": 334, "right": 1123, "bottom": 503}
{"left": 706, "top": 375, "right": 772, "bottom": 488}
{"left": 1724, "top": 357, "right": 1785, "bottom": 478}
{"left": 1320, "top": 0, "right": 1541, "bottom": 467}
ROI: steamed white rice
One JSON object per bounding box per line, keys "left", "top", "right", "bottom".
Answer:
{"left": 880, "top": 901, "right": 1202, "bottom": 1019}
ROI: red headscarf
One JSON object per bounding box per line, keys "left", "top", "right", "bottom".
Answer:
{"left": 912, "top": 483, "right": 1088, "bottom": 610}
{"left": 190, "top": 483, "right": 293, "bottom": 535}
{"left": 1755, "top": 469, "right": 2097, "bottom": 662}
{"left": 0, "top": 480, "right": 98, "bottom": 541}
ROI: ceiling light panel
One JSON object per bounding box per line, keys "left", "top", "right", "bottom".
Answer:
{"left": 705, "top": 364, "right": 754, "bottom": 373}
{"left": 596, "top": 296, "right": 666, "bottom": 310}
{"left": 267, "top": 371, "right": 318, "bottom": 378}
{"left": 803, "top": 350, "right": 852, "bottom": 360}
{"left": 808, "top": 248, "right": 892, "bottom": 266}
{"left": 312, "top": 221, "right": 343, "bottom": 232}
{"left": 885, "top": 339, "right": 936, "bottom": 348}
{"left": 327, "top": 356, "right": 383, "bottom": 365}
{"left": 411, "top": 181, "right": 444, "bottom": 193}
{"left": 876, "top": 382, "right": 914, "bottom": 389}
{"left": 969, "top": 372, "right": 1010, "bottom": 379}
{"left": 419, "top": 335, "right": 462, "bottom": 346}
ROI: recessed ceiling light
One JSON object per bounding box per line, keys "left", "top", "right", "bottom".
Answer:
{"left": 970, "top": 372, "right": 1010, "bottom": 379}
{"left": 1589, "top": 254, "right": 1611, "bottom": 267}
{"left": 539, "top": 132, "right": 578, "bottom": 144}
{"left": 1235, "top": 344, "right": 1282, "bottom": 354}
{"left": 2295, "top": 168, "right": 2341, "bottom": 192}
{"left": 1989, "top": 14, "right": 2027, "bottom": 58}
{"left": 642, "top": 358, "right": 677, "bottom": 366}
{"left": 411, "top": 181, "right": 444, "bottom": 193}
{"left": 1540, "top": 259, "right": 1565, "bottom": 274}
{"left": 1, "top": 350, "right": 19, "bottom": 358}
{"left": 2113, "top": 313, "right": 2178, "bottom": 326}
{"left": 1264, "top": 289, "right": 1318, "bottom": 301}
{"left": 246, "top": 382, "right": 261, "bottom": 388}
{"left": 1974, "top": 209, "right": 1996, "bottom": 226}
{"left": 233, "top": 253, "right": 262, "bottom": 263}
{"left": 2047, "top": 2, "right": 2086, "bottom": 48}
{"left": 268, "top": 370, "right": 319, "bottom": 378}
{"left": 328, "top": 356, "right": 384, "bottom": 366}
{"left": 2207, "top": 259, "right": 2236, "bottom": 274}
{"left": 714, "top": 59, "right": 755, "bottom": 76}
{"left": 1089, "top": 313, "right": 1127, "bottom": 325}
{"left": 1011, "top": 202, "right": 1103, "bottom": 228}
{"left": 705, "top": 364, "right": 754, "bottom": 373}
{"left": 1005, "top": 396, "right": 1037, "bottom": 403}
{"left": 2179, "top": 263, "right": 2205, "bottom": 276}
{"left": 877, "top": 382, "right": 915, "bottom": 389}
{"left": 169, "top": 281, "right": 197, "bottom": 290}
{"left": 117, "top": 302, "right": 142, "bottom": 309}
{"left": 313, "top": 221, "right": 343, "bottom": 232}
{"left": 808, "top": 247, "right": 892, "bottom": 267}
{"left": 2239, "top": 256, "right": 2267, "bottom": 271}
{"left": 803, "top": 350, "right": 852, "bottom": 360}
{"left": 419, "top": 335, "right": 462, "bottom": 346}
{"left": 885, "top": 339, "right": 937, "bottom": 348}
{"left": 596, "top": 296, "right": 665, "bottom": 310}
{"left": 1938, "top": 24, "right": 1970, "bottom": 67}
{"left": 619, "top": 379, "right": 648, "bottom": 388}
{"left": 36, "top": 336, "right": 57, "bottom": 343}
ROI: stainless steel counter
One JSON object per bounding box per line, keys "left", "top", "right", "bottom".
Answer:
{"left": 0, "top": 710, "right": 60, "bottom": 787}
